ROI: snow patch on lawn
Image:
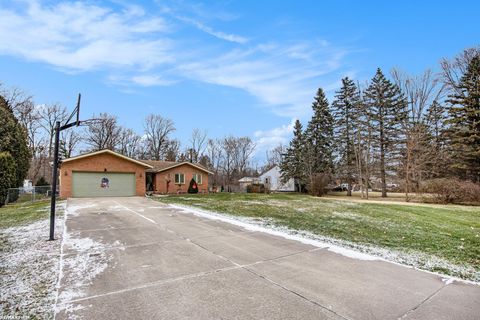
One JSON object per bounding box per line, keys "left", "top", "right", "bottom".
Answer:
{"left": 169, "top": 204, "right": 479, "bottom": 284}
{"left": 0, "top": 203, "right": 66, "bottom": 318}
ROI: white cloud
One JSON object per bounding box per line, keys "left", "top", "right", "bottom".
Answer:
{"left": 178, "top": 43, "right": 349, "bottom": 117}
{"left": 253, "top": 119, "right": 296, "bottom": 155}
{"left": 0, "top": 1, "right": 173, "bottom": 72}
{"left": 0, "top": 1, "right": 355, "bottom": 118}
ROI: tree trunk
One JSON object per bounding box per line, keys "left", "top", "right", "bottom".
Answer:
{"left": 380, "top": 122, "right": 387, "bottom": 198}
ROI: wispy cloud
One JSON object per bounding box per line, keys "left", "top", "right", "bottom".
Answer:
{"left": 178, "top": 43, "right": 349, "bottom": 117}
{"left": 0, "top": 1, "right": 355, "bottom": 118}
{"left": 176, "top": 15, "right": 248, "bottom": 44}
{"left": 107, "top": 74, "right": 177, "bottom": 87}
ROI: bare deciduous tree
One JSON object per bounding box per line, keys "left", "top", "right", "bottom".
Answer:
{"left": 38, "top": 103, "right": 68, "bottom": 157}
{"left": 392, "top": 68, "right": 444, "bottom": 199}
{"left": 0, "top": 86, "right": 33, "bottom": 117}
{"left": 0, "top": 86, "right": 43, "bottom": 156}
{"left": 207, "top": 139, "right": 223, "bottom": 187}
{"left": 85, "top": 113, "right": 121, "bottom": 151}
{"left": 189, "top": 128, "right": 208, "bottom": 162}
{"left": 60, "top": 130, "right": 81, "bottom": 159}
{"left": 233, "top": 137, "right": 256, "bottom": 176}
{"left": 117, "top": 128, "right": 141, "bottom": 158}
{"left": 221, "top": 136, "right": 237, "bottom": 191}
{"left": 218, "top": 136, "right": 256, "bottom": 191}
{"left": 164, "top": 139, "right": 180, "bottom": 162}
{"left": 264, "top": 144, "right": 285, "bottom": 171}
{"left": 143, "top": 114, "right": 175, "bottom": 160}
{"left": 440, "top": 47, "right": 480, "bottom": 95}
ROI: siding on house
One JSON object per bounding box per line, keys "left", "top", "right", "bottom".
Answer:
{"left": 259, "top": 166, "right": 296, "bottom": 192}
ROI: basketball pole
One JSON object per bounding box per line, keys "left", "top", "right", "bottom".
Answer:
{"left": 49, "top": 94, "right": 81, "bottom": 241}
{"left": 49, "top": 121, "right": 61, "bottom": 241}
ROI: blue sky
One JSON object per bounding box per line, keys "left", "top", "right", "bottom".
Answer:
{"left": 1, "top": 0, "right": 479, "bottom": 162}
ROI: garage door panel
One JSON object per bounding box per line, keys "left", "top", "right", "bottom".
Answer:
{"left": 72, "top": 172, "right": 136, "bottom": 197}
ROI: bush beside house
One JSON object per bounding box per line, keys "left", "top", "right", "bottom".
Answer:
{"left": 188, "top": 178, "right": 199, "bottom": 194}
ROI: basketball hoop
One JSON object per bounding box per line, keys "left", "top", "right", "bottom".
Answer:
{"left": 75, "top": 118, "right": 105, "bottom": 127}
{"left": 49, "top": 93, "right": 85, "bottom": 241}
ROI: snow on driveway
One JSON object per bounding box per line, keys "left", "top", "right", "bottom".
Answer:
{"left": 54, "top": 201, "right": 114, "bottom": 318}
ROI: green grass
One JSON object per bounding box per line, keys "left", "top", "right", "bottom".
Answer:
{"left": 0, "top": 200, "right": 52, "bottom": 229}
{"left": 156, "top": 193, "right": 480, "bottom": 280}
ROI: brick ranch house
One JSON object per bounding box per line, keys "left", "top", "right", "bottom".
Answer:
{"left": 59, "top": 149, "right": 212, "bottom": 198}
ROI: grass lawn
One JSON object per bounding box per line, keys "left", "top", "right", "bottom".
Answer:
{"left": 0, "top": 200, "right": 52, "bottom": 229}
{"left": 156, "top": 193, "right": 480, "bottom": 281}
{"left": 0, "top": 200, "right": 64, "bottom": 317}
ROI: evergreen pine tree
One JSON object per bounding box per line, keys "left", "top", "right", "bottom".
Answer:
{"left": 446, "top": 54, "right": 480, "bottom": 182}
{"left": 332, "top": 77, "right": 361, "bottom": 196}
{"left": 304, "top": 88, "right": 334, "bottom": 174}
{"left": 0, "top": 95, "right": 31, "bottom": 189}
{"left": 0, "top": 152, "right": 15, "bottom": 206}
{"left": 279, "top": 119, "right": 305, "bottom": 192}
{"left": 424, "top": 100, "right": 449, "bottom": 178}
{"left": 364, "top": 68, "right": 407, "bottom": 197}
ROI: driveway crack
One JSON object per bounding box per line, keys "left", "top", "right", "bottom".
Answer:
{"left": 398, "top": 284, "right": 448, "bottom": 319}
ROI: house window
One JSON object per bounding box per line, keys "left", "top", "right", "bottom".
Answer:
{"left": 193, "top": 173, "right": 203, "bottom": 184}
{"left": 174, "top": 173, "right": 185, "bottom": 184}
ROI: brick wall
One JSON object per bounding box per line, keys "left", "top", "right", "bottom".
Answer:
{"left": 59, "top": 153, "right": 147, "bottom": 198}
{"left": 153, "top": 164, "right": 209, "bottom": 194}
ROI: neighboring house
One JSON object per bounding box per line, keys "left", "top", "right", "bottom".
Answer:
{"left": 238, "top": 177, "right": 261, "bottom": 192}
{"left": 141, "top": 160, "right": 212, "bottom": 194}
{"left": 59, "top": 149, "right": 212, "bottom": 198}
{"left": 259, "top": 166, "right": 296, "bottom": 192}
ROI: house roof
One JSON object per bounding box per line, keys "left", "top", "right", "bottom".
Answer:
{"left": 141, "top": 160, "right": 178, "bottom": 171}
{"left": 141, "top": 160, "right": 213, "bottom": 174}
{"left": 61, "top": 149, "right": 153, "bottom": 168}
{"left": 259, "top": 165, "right": 280, "bottom": 178}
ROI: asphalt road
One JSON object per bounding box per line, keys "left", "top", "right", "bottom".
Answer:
{"left": 55, "top": 197, "right": 480, "bottom": 320}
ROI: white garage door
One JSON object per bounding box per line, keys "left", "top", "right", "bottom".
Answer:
{"left": 72, "top": 172, "right": 136, "bottom": 197}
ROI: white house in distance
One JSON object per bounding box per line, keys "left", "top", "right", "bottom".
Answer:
{"left": 259, "top": 166, "right": 296, "bottom": 192}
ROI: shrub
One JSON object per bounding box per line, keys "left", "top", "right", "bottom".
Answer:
{"left": 246, "top": 183, "right": 265, "bottom": 193}
{"left": 187, "top": 178, "right": 199, "bottom": 194}
{"left": 0, "top": 152, "right": 15, "bottom": 207}
{"left": 421, "top": 178, "right": 480, "bottom": 204}
{"left": 308, "top": 173, "right": 330, "bottom": 197}
{"left": 35, "top": 176, "right": 49, "bottom": 186}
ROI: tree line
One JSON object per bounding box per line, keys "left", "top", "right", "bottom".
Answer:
{"left": 280, "top": 47, "right": 480, "bottom": 199}
{"left": 82, "top": 113, "right": 257, "bottom": 190}
{"left": 0, "top": 85, "right": 257, "bottom": 193}
{"left": 1, "top": 46, "right": 478, "bottom": 203}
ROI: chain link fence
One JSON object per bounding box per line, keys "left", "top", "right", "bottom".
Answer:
{"left": 4, "top": 186, "right": 54, "bottom": 205}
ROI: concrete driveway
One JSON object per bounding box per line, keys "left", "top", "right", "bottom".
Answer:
{"left": 55, "top": 197, "right": 480, "bottom": 320}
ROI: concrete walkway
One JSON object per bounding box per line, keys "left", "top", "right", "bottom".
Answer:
{"left": 56, "top": 197, "right": 480, "bottom": 320}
